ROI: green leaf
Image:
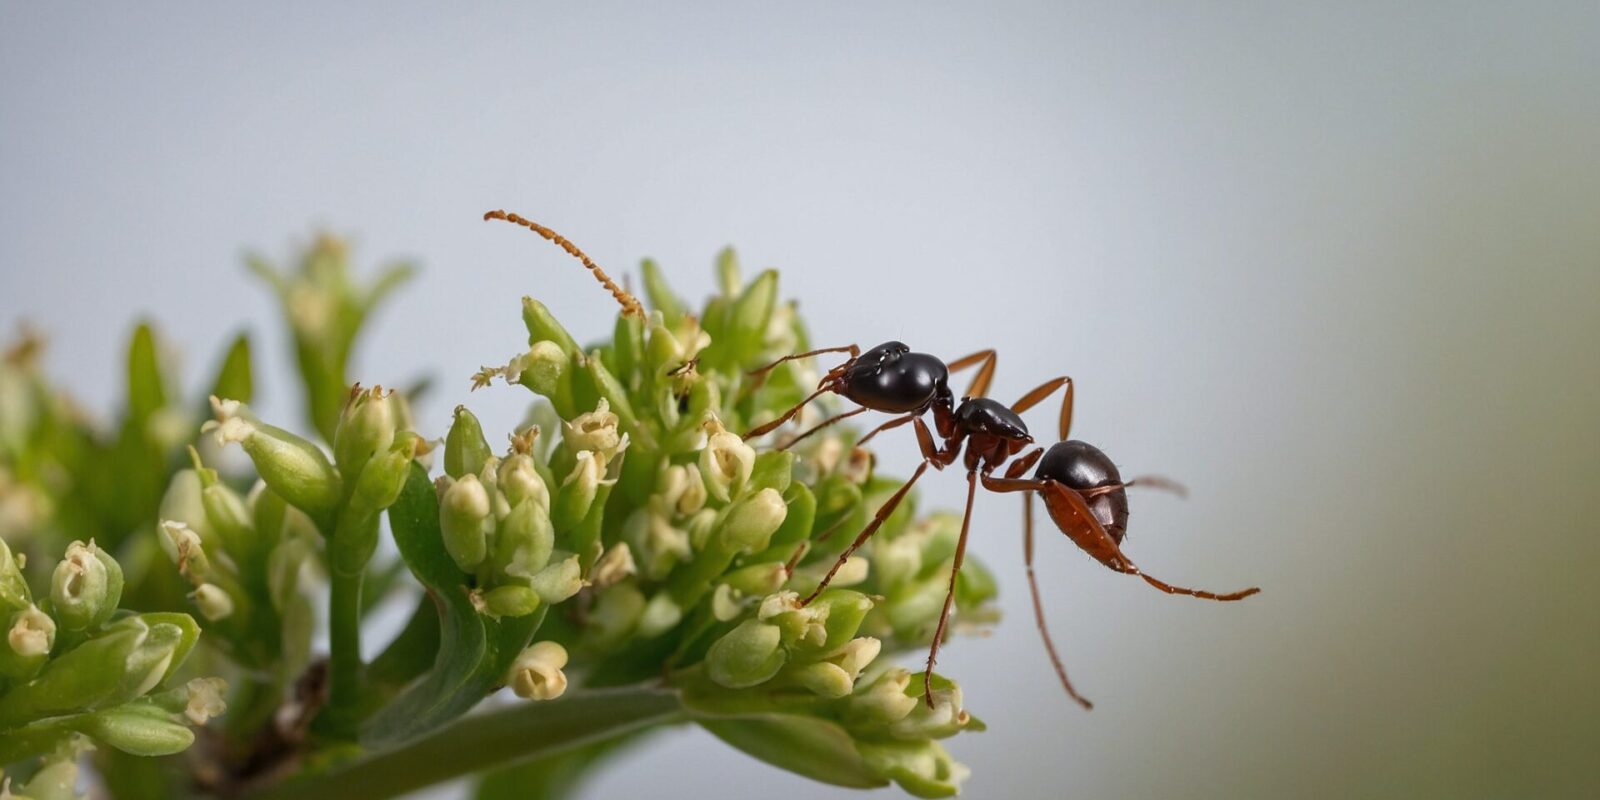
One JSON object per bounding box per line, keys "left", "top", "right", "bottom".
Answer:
{"left": 207, "top": 332, "right": 254, "bottom": 406}
{"left": 362, "top": 464, "right": 547, "bottom": 746}
{"left": 700, "top": 715, "right": 887, "bottom": 790}
{"left": 638, "top": 258, "right": 686, "bottom": 321}
{"left": 125, "top": 322, "right": 166, "bottom": 423}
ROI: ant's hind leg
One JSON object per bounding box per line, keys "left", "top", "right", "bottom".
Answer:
{"left": 923, "top": 469, "right": 979, "bottom": 706}
{"left": 1021, "top": 491, "right": 1093, "bottom": 709}
{"left": 1011, "top": 376, "right": 1074, "bottom": 441}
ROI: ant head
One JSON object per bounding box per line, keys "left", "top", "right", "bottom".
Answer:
{"left": 839, "top": 342, "right": 949, "bottom": 414}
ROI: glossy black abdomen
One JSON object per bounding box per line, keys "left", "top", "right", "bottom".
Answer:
{"left": 1036, "top": 440, "right": 1130, "bottom": 542}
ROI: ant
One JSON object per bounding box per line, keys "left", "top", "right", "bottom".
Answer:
{"left": 779, "top": 359, "right": 1261, "bottom": 708}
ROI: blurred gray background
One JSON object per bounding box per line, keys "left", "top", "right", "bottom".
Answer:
{"left": 3, "top": 3, "right": 1598, "bottom": 798}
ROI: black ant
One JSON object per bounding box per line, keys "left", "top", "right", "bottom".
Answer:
{"left": 763, "top": 350, "right": 1261, "bottom": 707}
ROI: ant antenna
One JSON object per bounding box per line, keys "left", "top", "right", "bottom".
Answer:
{"left": 483, "top": 210, "right": 644, "bottom": 316}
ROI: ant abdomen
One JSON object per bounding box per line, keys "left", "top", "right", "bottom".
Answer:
{"left": 1037, "top": 440, "right": 1130, "bottom": 542}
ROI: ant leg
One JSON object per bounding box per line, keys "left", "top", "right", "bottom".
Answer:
{"left": 802, "top": 418, "right": 943, "bottom": 604}
{"left": 1021, "top": 490, "right": 1093, "bottom": 709}
{"left": 746, "top": 344, "right": 860, "bottom": 384}
{"left": 780, "top": 406, "right": 869, "bottom": 450}
{"left": 1011, "top": 376, "right": 1074, "bottom": 442}
{"left": 1024, "top": 478, "right": 1260, "bottom": 602}
{"left": 744, "top": 384, "right": 834, "bottom": 439}
{"left": 1080, "top": 475, "right": 1189, "bottom": 500}
{"left": 1004, "top": 446, "right": 1044, "bottom": 479}
{"left": 856, "top": 413, "right": 916, "bottom": 447}
{"left": 923, "top": 469, "right": 979, "bottom": 706}
{"left": 946, "top": 349, "right": 998, "bottom": 399}
{"left": 800, "top": 460, "right": 931, "bottom": 605}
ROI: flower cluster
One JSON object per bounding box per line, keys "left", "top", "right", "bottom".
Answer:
{"left": 0, "top": 535, "right": 223, "bottom": 774}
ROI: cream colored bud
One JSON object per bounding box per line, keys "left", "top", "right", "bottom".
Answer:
{"left": 159, "top": 521, "right": 209, "bottom": 584}
{"left": 699, "top": 430, "right": 754, "bottom": 503}
{"left": 563, "top": 398, "right": 622, "bottom": 457}
{"left": 852, "top": 668, "right": 919, "bottom": 724}
{"left": 590, "top": 542, "right": 637, "bottom": 589}
{"left": 831, "top": 636, "right": 882, "bottom": 678}
{"left": 184, "top": 677, "right": 228, "bottom": 725}
{"left": 508, "top": 641, "right": 569, "bottom": 700}
{"left": 831, "top": 555, "right": 870, "bottom": 588}
{"left": 8, "top": 605, "right": 54, "bottom": 658}
{"left": 498, "top": 454, "right": 550, "bottom": 511}
{"left": 191, "top": 584, "right": 235, "bottom": 622}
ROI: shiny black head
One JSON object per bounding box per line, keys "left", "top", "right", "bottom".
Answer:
{"left": 839, "top": 341, "right": 952, "bottom": 414}
{"left": 1036, "top": 440, "right": 1129, "bottom": 541}
{"left": 952, "top": 397, "right": 1031, "bottom": 442}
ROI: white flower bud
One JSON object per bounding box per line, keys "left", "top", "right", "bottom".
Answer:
{"left": 159, "top": 521, "right": 210, "bottom": 584}
{"left": 563, "top": 398, "right": 622, "bottom": 458}
{"left": 589, "top": 542, "right": 637, "bottom": 590}
{"left": 852, "top": 668, "right": 919, "bottom": 724}
{"left": 191, "top": 584, "right": 235, "bottom": 622}
{"left": 830, "top": 555, "right": 870, "bottom": 588}
{"left": 699, "top": 428, "right": 754, "bottom": 503}
{"left": 184, "top": 677, "right": 228, "bottom": 725}
{"left": 498, "top": 454, "right": 550, "bottom": 512}
{"left": 508, "top": 641, "right": 569, "bottom": 700}
{"left": 7, "top": 605, "right": 54, "bottom": 658}
{"left": 721, "top": 488, "right": 788, "bottom": 553}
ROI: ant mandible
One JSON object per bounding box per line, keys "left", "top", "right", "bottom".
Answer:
{"left": 784, "top": 362, "right": 1260, "bottom": 708}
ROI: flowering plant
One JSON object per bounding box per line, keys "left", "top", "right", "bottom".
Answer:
{"left": 0, "top": 222, "right": 993, "bottom": 798}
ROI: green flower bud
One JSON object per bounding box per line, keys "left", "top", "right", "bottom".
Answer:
{"left": 809, "top": 590, "right": 874, "bottom": 653}
{"left": 50, "top": 540, "right": 122, "bottom": 631}
{"left": 85, "top": 704, "right": 195, "bottom": 757}
{"left": 0, "top": 616, "right": 187, "bottom": 726}
{"left": 789, "top": 661, "right": 853, "bottom": 699}
{"left": 158, "top": 469, "right": 217, "bottom": 550}
{"left": 2, "top": 604, "right": 54, "bottom": 679}
{"left": 444, "top": 405, "right": 492, "bottom": 479}
{"left": 507, "top": 641, "right": 568, "bottom": 700}
{"left": 0, "top": 535, "right": 30, "bottom": 612}
{"left": 333, "top": 385, "right": 397, "bottom": 479}
{"left": 707, "top": 619, "right": 787, "bottom": 689}
{"left": 440, "top": 474, "right": 492, "bottom": 571}
{"left": 206, "top": 397, "right": 341, "bottom": 518}
{"left": 190, "top": 584, "right": 235, "bottom": 622}
{"left": 552, "top": 451, "right": 604, "bottom": 530}
{"left": 699, "top": 427, "right": 754, "bottom": 503}
{"left": 156, "top": 521, "right": 209, "bottom": 585}
{"left": 12, "top": 757, "right": 79, "bottom": 800}
{"left": 480, "top": 585, "right": 542, "bottom": 618}
{"left": 528, "top": 554, "right": 583, "bottom": 604}
{"left": 857, "top": 739, "right": 971, "bottom": 799}
{"left": 497, "top": 453, "right": 551, "bottom": 512}
{"left": 636, "top": 592, "right": 683, "bottom": 638}
{"left": 889, "top": 676, "right": 972, "bottom": 741}
{"left": 721, "top": 488, "right": 788, "bottom": 554}
{"left": 347, "top": 432, "right": 418, "bottom": 515}
{"left": 625, "top": 509, "right": 691, "bottom": 581}
{"left": 521, "top": 298, "right": 581, "bottom": 358}
{"left": 586, "top": 582, "right": 645, "bottom": 648}
{"left": 184, "top": 677, "right": 228, "bottom": 725}
{"left": 199, "top": 478, "right": 254, "bottom": 558}
{"left": 513, "top": 340, "right": 569, "bottom": 398}
{"left": 496, "top": 498, "right": 555, "bottom": 581}
{"left": 265, "top": 535, "right": 314, "bottom": 612}
{"left": 721, "top": 562, "right": 789, "bottom": 597}
{"left": 850, "top": 668, "right": 920, "bottom": 724}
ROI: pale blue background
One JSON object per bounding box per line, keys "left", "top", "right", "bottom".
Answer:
{"left": 3, "top": 4, "right": 1598, "bottom": 798}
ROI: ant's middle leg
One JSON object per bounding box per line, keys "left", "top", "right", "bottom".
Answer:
{"left": 779, "top": 406, "right": 870, "bottom": 450}
{"left": 922, "top": 468, "right": 979, "bottom": 706}
{"left": 800, "top": 418, "right": 944, "bottom": 605}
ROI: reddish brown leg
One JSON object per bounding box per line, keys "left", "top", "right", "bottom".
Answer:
{"left": 779, "top": 406, "right": 869, "bottom": 450}
{"left": 1021, "top": 491, "right": 1093, "bottom": 709}
{"left": 1011, "top": 376, "right": 1074, "bottom": 441}
{"left": 980, "top": 475, "right": 1260, "bottom": 602}
{"left": 801, "top": 418, "right": 942, "bottom": 605}
{"left": 744, "top": 383, "right": 834, "bottom": 439}
{"left": 923, "top": 469, "right": 979, "bottom": 706}
{"left": 946, "top": 349, "right": 998, "bottom": 399}
{"left": 856, "top": 413, "right": 916, "bottom": 447}
{"left": 1079, "top": 475, "right": 1188, "bottom": 500}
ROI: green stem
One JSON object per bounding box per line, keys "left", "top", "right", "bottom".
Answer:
{"left": 255, "top": 686, "right": 683, "bottom": 800}
{"left": 325, "top": 568, "right": 363, "bottom": 736}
